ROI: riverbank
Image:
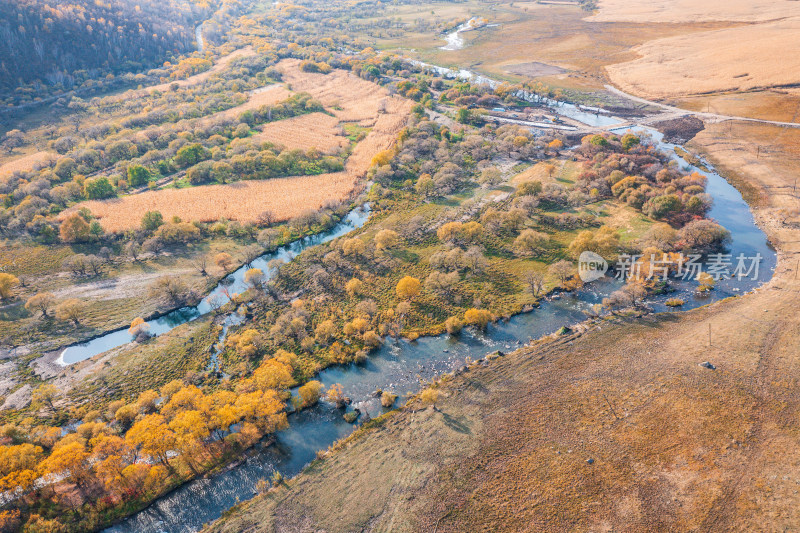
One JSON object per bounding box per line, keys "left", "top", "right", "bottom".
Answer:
{"left": 105, "top": 124, "right": 774, "bottom": 531}
{"left": 204, "top": 127, "right": 800, "bottom": 531}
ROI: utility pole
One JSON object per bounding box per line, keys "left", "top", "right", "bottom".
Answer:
{"left": 708, "top": 323, "right": 712, "bottom": 347}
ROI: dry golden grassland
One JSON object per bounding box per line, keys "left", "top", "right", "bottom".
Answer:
{"left": 0, "top": 151, "right": 57, "bottom": 182}
{"left": 689, "top": 121, "right": 800, "bottom": 215}
{"left": 590, "top": 0, "right": 799, "bottom": 23}
{"left": 73, "top": 172, "right": 362, "bottom": 232}
{"left": 253, "top": 112, "right": 347, "bottom": 153}
{"left": 70, "top": 62, "right": 413, "bottom": 232}
{"left": 278, "top": 58, "right": 398, "bottom": 123}
{"left": 400, "top": 2, "right": 731, "bottom": 92}
{"left": 671, "top": 91, "right": 800, "bottom": 123}
{"left": 605, "top": 18, "right": 800, "bottom": 100}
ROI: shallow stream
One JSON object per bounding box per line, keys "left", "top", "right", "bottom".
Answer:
{"left": 105, "top": 90, "right": 775, "bottom": 533}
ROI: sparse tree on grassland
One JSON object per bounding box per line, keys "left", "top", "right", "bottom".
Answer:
{"left": 125, "top": 242, "right": 141, "bottom": 262}
{"left": 25, "top": 293, "right": 55, "bottom": 318}
{"left": 85, "top": 254, "right": 104, "bottom": 276}
{"left": 297, "top": 381, "right": 323, "bottom": 409}
{"left": 514, "top": 229, "right": 549, "bottom": 257}
{"left": 141, "top": 211, "right": 164, "bottom": 233}
{"left": 148, "top": 276, "right": 194, "bottom": 308}
{"left": 215, "top": 252, "right": 234, "bottom": 273}
{"left": 464, "top": 308, "right": 492, "bottom": 330}
{"left": 63, "top": 254, "right": 88, "bottom": 275}
{"left": 639, "top": 223, "right": 678, "bottom": 251}
{"left": 243, "top": 245, "right": 263, "bottom": 268}
{"left": 0, "top": 274, "right": 19, "bottom": 301}
{"left": 524, "top": 270, "right": 545, "bottom": 297}
{"left": 381, "top": 391, "right": 397, "bottom": 408}
{"left": 60, "top": 213, "right": 91, "bottom": 243}
{"left": 315, "top": 319, "right": 336, "bottom": 345}
{"left": 548, "top": 260, "right": 574, "bottom": 286}
{"left": 445, "top": 316, "right": 463, "bottom": 335}
{"left": 55, "top": 299, "right": 83, "bottom": 325}
{"left": 245, "top": 268, "right": 265, "bottom": 289}
{"left": 143, "top": 236, "right": 165, "bottom": 256}
{"left": 678, "top": 220, "right": 731, "bottom": 252}
{"left": 374, "top": 229, "right": 399, "bottom": 251}
{"left": 31, "top": 384, "right": 59, "bottom": 412}
{"left": 420, "top": 388, "right": 439, "bottom": 409}
{"left": 567, "top": 226, "right": 620, "bottom": 261}
{"left": 2, "top": 130, "right": 24, "bottom": 154}
{"left": 257, "top": 210, "right": 275, "bottom": 227}
{"left": 396, "top": 276, "right": 421, "bottom": 300}
{"left": 345, "top": 278, "right": 363, "bottom": 298}
{"left": 326, "top": 384, "right": 346, "bottom": 409}
{"left": 191, "top": 256, "right": 208, "bottom": 276}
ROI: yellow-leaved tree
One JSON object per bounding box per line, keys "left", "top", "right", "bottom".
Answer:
{"left": 396, "top": 276, "right": 421, "bottom": 300}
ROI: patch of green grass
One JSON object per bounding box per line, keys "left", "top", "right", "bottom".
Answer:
{"left": 69, "top": 316, "right": 218, "bottom": 405}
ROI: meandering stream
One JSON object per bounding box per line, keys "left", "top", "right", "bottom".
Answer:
{"left": 57, "top": 207, "right": 372, "bottom": 365}
{"left": 104, "top": 78, "right": 776, "bottom": 531}
{"left": 195, "top": 24, "right": 205, "bottom": 53}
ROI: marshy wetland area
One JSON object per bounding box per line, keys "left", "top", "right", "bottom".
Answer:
{"left": 0, "top": 0, "right": 799, "bottom": 531}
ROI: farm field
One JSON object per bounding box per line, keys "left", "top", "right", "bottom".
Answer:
{"left": 68, "top": 61, "right": 413, "bottom": 232}
{"left": 253, "top": 112, "right": 348, "bottom": 153}
{"left": 0, "top": 151, "right": 57, "bottom": 182}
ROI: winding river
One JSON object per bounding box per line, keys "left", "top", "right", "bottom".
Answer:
{"left": 98, "top": 67, "right": 776, "bottom": 532}
{"left": 58, "top": 207, "right": 372, "bottom": 365}
{"left": 195, "top": 24, "right": 205, "bottom": 53}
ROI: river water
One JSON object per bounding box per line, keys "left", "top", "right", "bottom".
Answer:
{"left": 195, "top": 24, "right": 205, "bottom": 53}
{"left": 104, "top": 109, "right": 775, "bottom": 533}
{"left": 57, "top": 207, "right": 373, "bottom": 365}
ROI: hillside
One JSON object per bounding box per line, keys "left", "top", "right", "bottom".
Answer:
{"left": 0, "top": 0, "right": 209, "bottom": 106}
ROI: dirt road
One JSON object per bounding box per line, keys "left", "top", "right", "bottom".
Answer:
{"left": 605, "top": 84, "right": 800, "bottom": 129}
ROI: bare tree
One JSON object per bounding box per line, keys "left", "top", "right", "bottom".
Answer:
{"left": 243, "top": 245, "right": 263, "bottom": 268}
{"left": 257, "top": 210, "right": 275, "bottom": 227}
{"left": 192, "top": 256, "right": 208, "bottom": 276}
{"left": 85, "top": 254, "right": 104, "bottom": 276}
{"left": 548, "top": 260, "right": 574, "bottom": 286}
{"left": 125, "top": 241, "right": 141, "bottom": 262}
{"left": 524, "top": 270, "right": 545, "bottom": 297}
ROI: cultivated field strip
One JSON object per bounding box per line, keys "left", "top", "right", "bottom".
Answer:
{"left": 210, "top": 84, "right": 294, "bottom": 122}
{"left": 69, "top": 63, "right": 413, "bottom": 232}
{"left": 0, "top": 151, "right": 58, "bottom": 182}
{"left": 278, "top": 58, "right": 395, "bottom": 123}
{"left": 253, "top": 112, "right": 348, "bottom": 153}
